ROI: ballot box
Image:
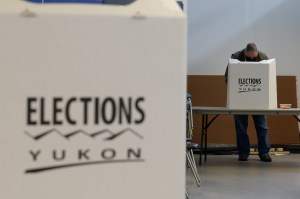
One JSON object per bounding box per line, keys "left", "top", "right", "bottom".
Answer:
{"left": 0, "top": 1, "right": 186, "bottom": 199}
{"left": 227, "top": 58, "right": 277, "bottom": 109}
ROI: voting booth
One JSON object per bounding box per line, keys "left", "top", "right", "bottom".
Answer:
{"left": 0, "top": 1, "right": 186, "bottom": 199}
{"left": 227, "top": 58, "right": 277, "bottom": 109}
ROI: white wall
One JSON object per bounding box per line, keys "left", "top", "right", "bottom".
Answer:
{"left": 188, "top": 0, "right": 300, "bottom": 105}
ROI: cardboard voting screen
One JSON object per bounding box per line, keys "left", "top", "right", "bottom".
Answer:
{"left": 227, "top": 58, "right": 277, "bottom": 109}
{"left": 0, "top": 0, "right": 186, "bottom": 199}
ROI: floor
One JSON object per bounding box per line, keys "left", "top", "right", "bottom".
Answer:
{"left": 186, "top": 154, "right": 300, "bottom": 199}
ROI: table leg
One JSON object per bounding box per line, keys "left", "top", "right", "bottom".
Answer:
{"left": 204, "top": 114, "right": 208, "bottom": 162}
{"left": 199, "top": 114, "right": 205, "bottom": 165}
{"left": 199, "top": 113, "right": 220, "bottom": 164}
{"left": 293, "top": 115, "right": 300, "bottom": 123}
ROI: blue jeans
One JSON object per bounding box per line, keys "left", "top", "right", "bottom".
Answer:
{"left": 234, "top": 115, "right": 270, "bottom": 156}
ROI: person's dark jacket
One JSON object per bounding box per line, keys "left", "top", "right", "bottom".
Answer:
{"left": 224, "top": 49, "right": 269, "bottom": 83}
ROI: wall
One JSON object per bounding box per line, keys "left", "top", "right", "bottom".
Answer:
{"left": 188, "top": 0, "right": 300, "bottom": 106}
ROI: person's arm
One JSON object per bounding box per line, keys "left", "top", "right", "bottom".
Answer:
{"left": 264, "top": 54, "right": 269, "bottom": 60}
{"left": 259, "top": 51, "right": 269, "bottom": 60}
{"left": 225, "top": 53, "right": 238, "bottom": 83}
{"left": 224, "top": 64, "right": 229, "bottom": 84}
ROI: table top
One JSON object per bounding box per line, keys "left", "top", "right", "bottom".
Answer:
{"left": 192, "top": 106, "right": 300, "bottom": 115}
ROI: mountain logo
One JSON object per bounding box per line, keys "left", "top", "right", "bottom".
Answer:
{"left": 25, "top": 128, "right": 143, "bottom": 141}
{"left": 25, "top": 127, "right": 145, "bottom": 174}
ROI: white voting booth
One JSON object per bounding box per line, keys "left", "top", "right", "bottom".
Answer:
{"left": 0, "top": 1, "right": 186, "bottom": 199}
{"left": 227, "top": 58, "right": 277, "bottom": 109}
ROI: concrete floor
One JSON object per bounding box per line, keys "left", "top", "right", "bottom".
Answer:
{"left": 186, "top": 154, "right": 300, "bottom": 199}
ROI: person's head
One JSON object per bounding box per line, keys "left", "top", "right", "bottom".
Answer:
{"left": 244, "top": 43, "right": 258, "bottom": 59}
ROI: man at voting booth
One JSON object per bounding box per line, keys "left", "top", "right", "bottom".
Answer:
{"left": 225, "top": 43, "right": 272, "bottom": 162}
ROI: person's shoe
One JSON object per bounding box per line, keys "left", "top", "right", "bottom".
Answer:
{"left": 238, "top": 154, "right": 249, "bottom": 161}
{"left": 259, "top": 154, "right": 272, "bottom": 162}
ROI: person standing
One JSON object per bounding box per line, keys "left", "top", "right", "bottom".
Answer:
{"left": 225, "top": 43, "right": 272, "bottom": 162}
